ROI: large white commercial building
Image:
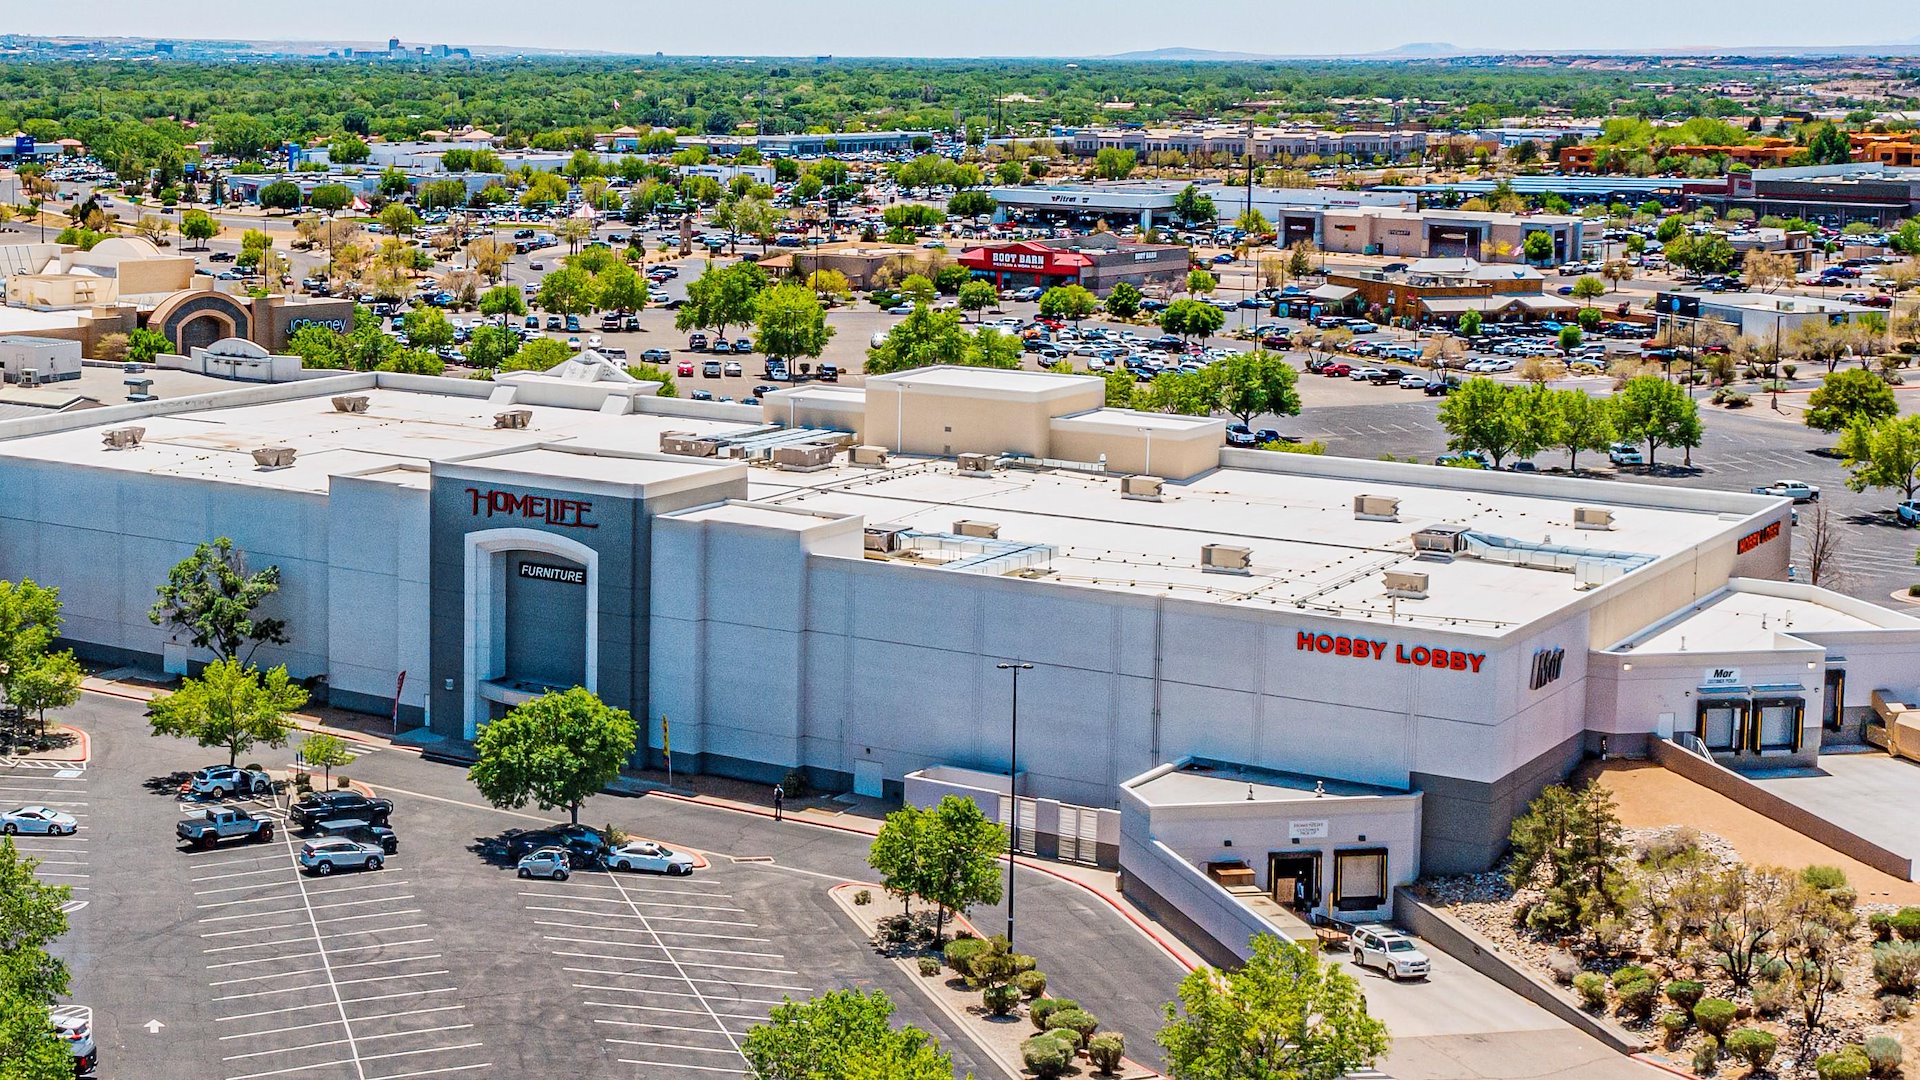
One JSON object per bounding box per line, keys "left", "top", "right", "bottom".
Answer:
{"left": 3, "top": 362, "right": 1915, "bottom": 954}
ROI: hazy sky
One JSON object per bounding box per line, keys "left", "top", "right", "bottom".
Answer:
{"left": 8, "top": 0, "right": 1919, "bottom": 57}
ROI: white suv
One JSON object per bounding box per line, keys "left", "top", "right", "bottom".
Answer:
{"left": 1350, "top": 924, "right": 1431, "bottom": 981}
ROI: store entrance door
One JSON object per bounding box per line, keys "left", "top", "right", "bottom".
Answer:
{"left": 1267, "top": 852, "right": 1322, "bottom": 911}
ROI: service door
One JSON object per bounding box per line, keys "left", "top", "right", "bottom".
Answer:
{"left": 852, "top": 759, "right": 883, "bottom": 798}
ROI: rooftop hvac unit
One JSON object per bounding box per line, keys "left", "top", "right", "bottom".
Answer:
{"left": 251, "top": 446, "right": 298, "bottom": 469}
{"left": 660, "top": 431, "right": 720, "bottom": 457}
{"left": 773, "top": 443, "right": 834, "bottom": 472}
{"left": 16, "top": 368, "right": 37, "bottom": 387}
{"left": 101, "top": 426, "right": 145, "bottom": 449}
{"left": 1121, "top": 475, "right": 1164, "bottom": 501}
{"left": 851, "top": 445, "right": 889, "bottom": 467}
{"left": 1354, "top": 494, "right": 1401, "bottom": 522}
{"left": 1383, "top": 569, "right": 1430, "bottom": 599}
{"left": 953, "top": 519, "right": 1000, "bottom": 539}
{"left": 1412, "top": 525, "right": 1469, "bottom": 558}
{"left": 493, "top": 409, "right": 533, "bottom": 430}
{"left": 864, "top": 526, "right": 907, "bottom": 553}
{"left": 1201, "top": 543, "right": 1253, "bottom": 573}
{"left": 1573, "top": 507, "right": 1615, "bottom": 531}
{"left": 956, "top": 453, "right": 994, "bottom": 474}
{"left": 330, "top": 395, "right": 370, "bottom": 414}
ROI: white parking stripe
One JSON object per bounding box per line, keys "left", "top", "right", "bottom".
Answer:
{"left": 593, "top": 1019, "right": 757, "bottom": 1036}
{"left": 218, "top": 1006, "right": 464, "bottom": 1042}
{"left": 222, "top": 1055, "right": 356, "bottom": 1079}
{"left": 361, "top": 1064, "right": 493, "bottom": 1080}
{"left": 527, "top": 918, "right": 771, "bottom": 944}
{"left": 516, "top": 891, "right": 747, "bottom": 912}
{"left": 604, "top": 1040, "right": 742, "bottom": 1054}
{"left": 613, "top": 1059, "right": 747, "bottom": 1074}
{"left": 547, "top": 948, "right": 797, "bottom": 975}
{"left": 575, "top": 983, "right": 792, "bottom": 1006}
{"left": 565, "top": 967, "right": 809, "bottom": 994}
{"left": 223, "top": 1026, "right": 473, "bottom": 1062}
{"left": 584, "top": 1001, "right": 769, "bottom": 1022}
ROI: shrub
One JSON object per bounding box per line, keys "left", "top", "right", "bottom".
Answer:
{"left": 1665, "top": 980, "right": 1705, "bottom": 1011}
{"left": 780, "top": 768, "right": 811, "bottom": 798}
{"left": 945, "top": 936, "right": 989, "bottom": 975}
{"left": 1869, "top": 912, "right": 1895, "bottom": 942}
{"left": 1802, "top": 865, "right": 1849, "bottom": 891}
{"left": 917, "top": 956, "right": 942, "bottom": 977}
{"left": 1087, "top": 1032, "right": 1125, "bottom": 1075}
{"left": 1031, "top": 997, "right": 1078, "bottom": 1032}
{"left": 1044, "top": 1007, "right": 1100, "bottom": 1048}
{"left": 1816, "top": 1049, "right": 1872, "bottom": 1080}
{"left": 1611, "top": 964, "right": 1652, "bottom": 988}
{"left": 876, "top": 914, "right": 914, "bottom": 944}
{"left": 1751, "top": 977, "right": 1793, "bottom": 1019}
{"left": 852, "top": 889, "right": 871, "bottom": 906}
{"left": 1694, "top": 998, "right": 1737, "bottom": 1038}
{"left": 1013, "top": 970, "right": 1048, "bottom": 1000}
{"left": 335, "top": 775, "right": 351, "bottom": 789}
{"left": 1694, "top": 1037, "right": 1720, "bottom": 1076}
{"left": 1880, "top": 993, "right": 1914, "bottom": 1021}
{"left": 1574, "top": 972, "right": 1609, "bottom": 1011}
{"left": 1012, "top": 953, "right": 1037, "bottom": 975}
{"left": 983, "top": 982, "right": 1020, "bottom": 1017}
{"left": 1616, "top": 978, "right": 1658, "bottom": 1020}
{"left": 1827, "top": 885, "right": 1860, "bottom": 910}
{"left": 1021, "top": 1033, "right": 1077, "bottom": 1079}
{"left": 1894, "top": 907, "right": 1920, "bottom": 942}
{"left": 1863, "top": 1036, "right": 1903, "bottom": 1078}
{"left": 1873, "top": 941, "right": 1920, "bottom": 994}
{"left": 1727, "top": 1029, "right": 1778, "bottom": 1072}
{"left": 1657, "top": 1011, "right": 1690, "bottom": 1045}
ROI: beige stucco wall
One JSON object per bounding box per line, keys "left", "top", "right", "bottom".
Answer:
{"left": 864, "top": 376, "right": 1104, "bottom": 459}
{"left": 1048, "top": 420, "right": 1223, "bottom": 479}
{"left": 9, "top": 274, "right": 117, "bottom": 308}
{"left": 112, "top": 256, "right": 196, "bottom": 296}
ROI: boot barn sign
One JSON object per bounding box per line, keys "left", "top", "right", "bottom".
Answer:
{"left": 1296, "top": 631, "right": 1486, "bottom": 673}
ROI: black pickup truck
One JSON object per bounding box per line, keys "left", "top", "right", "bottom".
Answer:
{"left": 289, "top": 790, "right": 393, "bottom": 831}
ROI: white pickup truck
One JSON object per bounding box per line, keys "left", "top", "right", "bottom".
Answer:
{"left": 1751, "top": 480, "right": 1821, "bottom": 503}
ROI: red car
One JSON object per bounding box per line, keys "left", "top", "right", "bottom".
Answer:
{"left": 676, "top": 361, "right": 695, "bottom": 377}
{"left": 1323, "top": 363, "right": 1352, "bottom": 377}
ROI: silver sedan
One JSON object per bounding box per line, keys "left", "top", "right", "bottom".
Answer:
{"left": 2, "top": 806, "right": 78, "bottom": 835}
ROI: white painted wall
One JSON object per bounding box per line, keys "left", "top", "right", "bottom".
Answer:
{"left": 325, "top": 473, "right": 430, "bottom": 716}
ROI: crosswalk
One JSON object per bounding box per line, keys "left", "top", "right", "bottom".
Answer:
{"left": 0, "top": 756, "right": 84, "bottom": 773}
{"left": 285, "top": 738, "right": 383, "bottom": 775}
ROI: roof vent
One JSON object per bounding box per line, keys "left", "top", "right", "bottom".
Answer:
{"left": 1412, "top": 525, "right": 1469, "bottom": 557}
{"left": 864, "top": 526, "right": 908, "bottom": 553}
{"left": 851, "top": 444, "right": 890, "bottom": 467}
{"left": 1354, "top": 494, "right": 1401, "bottom": 522}
{"left": 493, "top": 409, "right": 533, "bottom": 430}
{"left": 1383, "top": 569, "right": 1430, "bottom": 599}
{"left": 956, "top": 452, "right": 995, "bottom": 474}
{"left": 330, "top": 395, "right": 370, "bottom": 414}
{"left": 1201, "top": 543, "right": 1252, "bottom": 573}
{"left": 251, "top": 446, "right": 297, "bottom": 469}
{"left": 660, "top": 431, "right": 719, "bottom": 458}
{"left": 101, "top": 426, "right": 145, "bottom": 449}
{"left": 953, "top": 519, "right": 1000, "bottom": 539}
{"left": 1121, "top": 475, "right": 1164, "bottom": 501}
{"left": 1573, "top": 507, "right": 1614, "bottom": 531}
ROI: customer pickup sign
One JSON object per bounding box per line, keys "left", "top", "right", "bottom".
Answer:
{"left": 1296, "top": 631, "right": 1486, "bottom": 673}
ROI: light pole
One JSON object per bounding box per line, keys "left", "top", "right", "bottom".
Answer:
{"left": 996, "top": 660, "right": 1032, "bottom": 947}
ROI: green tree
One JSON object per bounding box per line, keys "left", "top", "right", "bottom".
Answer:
{"left": 1104, "top": 368, "right": 1139, "bottom": 408}
{"left": 1235, "top": 208, "right": 1272, "bottom": 236}
{"left": 625, "top": 363, "right": 678, "bottom": 398}
{"left": 957, "top": 279, "right": 998, "bottom": 321}
{"left": 934, "top": 265, "right": 971, "bottom": 296}
{"left": 898, "top": 273, "right": 938, "bottom": 307}
{"left": 0, "top": 579, "right": 63, "bottom": 708}
{"left": 743, "top": 989, "right": 959, "bottom": 1080}
{"left": 179, "top": 208, "right": 217, "bottom": 249}
{"left": 402, "top": 307, "right": 455, "bottom": 351}
{"left": 286, "top": 324, "right": 345, "bottom": 369}
{"left": 734, "top": 195, "right": 780, "bottom": 253}
{"left": 376, "top": 167, "right": 411, "bottom": 198}
{"left": 378, "top": 202, "right": 421, "bottom": 237}
{"left": 328, "top": 134, "right": 370, "bottom": 164}
{"left": 1805, "top": 368, "right": 1898, "bottom": 433}
{"left": 675, "top": 260, "right": 767, "bottom": 340}
{"left": 1838, "top": 415, "right": 1920, "bottom": 500}
{"left": 1187, "top": 269, "right": 1218, "bottom": 297}
{"left": 967, "top": 326, "right": 1024, "bottom": 368}
{"left": 127, "top": 327, "right": 172, "bottom": 364}
{"left": 1807, "top": 122, "right": 1852, "bottom": 166}
{"left": 1571, "top": 276, "right": 1607, "bottom": 307}
{"left": 1613, "top": 374, "right": 1703, "bottom": 467}
{"left": 298, "top": 732, "right": 352, "bottom": 787}
{"left": 479, "top": 284, "right": 528, "bottom": 326}
{"left": 149, "top": 538, "right": 288, "bottom": 663}
{"left": 147, "top": 658, "right": 307, "bottom": 767}
{"left": 1173, "top": 184, "right": 1217, "bottom": 226}
{"left": 1552, "top": 388, "right": 1617, "bottom": 472}
{"left": 497, "top": 337, "right": 571, "bottom": 373}
{"left": 1558, "top": 325, "right": 1584, "bottom": 353}
{"left": 466, "top": 323, "right": 520, "bottom": 369}
{"left": 1437, "top": 378, "right": 1532, "bottom": 467}
{"left": 1, "top": 833, "right": 74, "bottom": 1029}
{"left": 1208, "top": 351, "right": 1302, "bottom": 427}
{"left": 1159, "top": 933, "right": 1390, "bottom": 1080}
{"left": 257, "top": 180, "right": 302, "bottom": 213}
{"left": 1105, "top": 282, "right": 1143, "bottom": 319}
{"left": 537, "top": 266, "right": 599, "bottom": 317}
{"left": 869, "top": 803, "right": 930, "bottom": 917}
{"left": 468, "top": 687, "right": 638, "bottom": 825}
{"left": 1522, "top": 231, "right": 1556, "bottom": 265}
{"left": 755, "top": 283, "right": 835, "bottom": 367}
{"left": 1506, "top": 780, "right": 1629, "bottom": 933}
{"left": 9, "top": 650, "right": 81, "bottom": 739}
{"left": 865, "top": 306, "right": 972, "bottom": 374}
{"left": 593, "top": 261, "right": 647, "bottom": 314}
{"left": 1457, "top": 308, "right": 1484, "bottom": 337}
{"left": 1140, "top": 370, "right": 1215, "bottom": 416}
{"left": 1161, "top": 298, "right": 1225, "bottom": 343}
{"left": 1038, "top": 284, "right": 1099, "bottom": 328}
{"left": 306, "top": 183, "right": 353, "bottom": 213}
{"left": 1093, "top": 148, "right": 1137, "bottom": 180}
{"left": 948, "top": 190, "right": 996, "bottom": 218}
{"left": 918, "top": 795, "right": 1006, "bottom": 937}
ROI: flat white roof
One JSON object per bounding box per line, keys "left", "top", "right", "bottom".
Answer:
{"left": 868, "top": 366, "right": 1096, "bottom": 396}
{"left": 1129, "top": 760, "right": 1406, "bottom": 805}
{"left": 1053, "top": 408, "right": 1222, "bottom": 433}
{"left": 0, "top": 308, "right": 88, "bottom": 332}
{"left": 1621, "top": 588, "right": 1911, "bottom": 654}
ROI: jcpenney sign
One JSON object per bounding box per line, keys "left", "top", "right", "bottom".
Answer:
{"left": 1296, "top": 631, "right": 1485, "bottom": 673}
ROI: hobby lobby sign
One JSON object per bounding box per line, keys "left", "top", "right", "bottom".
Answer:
{"left": 1296, "top": 631, "right": 1486, "bottom": 673}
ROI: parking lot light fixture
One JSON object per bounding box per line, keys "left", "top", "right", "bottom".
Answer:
{"left": 996, "top": 661, "right": 1032, "bottom": 945}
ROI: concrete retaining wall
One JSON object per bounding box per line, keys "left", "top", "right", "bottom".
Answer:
{"left": 1649, "top": 738, "right": 1912, "bottom": 880}
{"left": 1393, "top": 888, "right": 1644, "bottom": 1055}
{"left": 1119, "top": 835, "right": 1293, "bottom": 968}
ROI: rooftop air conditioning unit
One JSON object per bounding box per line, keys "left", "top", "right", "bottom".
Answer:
{"left": 1383, "top": 569, "right": 1430, "bottom": 599}
{"left": 773, "top": 443, "right": 834, "bottom": 472}
{"left": 101, "top": 426, "right": 145, "bottom": 449}
{"left": 864, "top": 526, "right": 907, "bottom": 553}
{"left": 1121, "top": 475, "right": 1164, "bottom": 501}
{"left": 1201, "top": 543, "right": 1253, "bottom": 573}
{"left": 1411, "top": 525, "right": 1469, "bottom": 558}
{"left": 16, "top": 368, "right": 37, "bottom": 387}
{"left": 1573, "top": 507, "right": 1614, "bottom": 531}
{"left": 493, "top": 409, "right": 532, "bottom": 430}
{"left": 1354, "top": 494, "right": 1401, "bottom": 522}
{"left": 331, "top": 395, "right": 370, "bottom": 414}
{"left": 251, "top": 446, "right": 298, "bottom": 469}
{"left": 954, "top": 520, "right": 1000, "bottom": 539}
{"left": 956, "top": 453, "right": 994, "bottom": 474}
{"left": 851, "top": 445, "right": 889, "bottom": 467}
{"left": 660, "top": 431, "right": 719, "bottom": 457}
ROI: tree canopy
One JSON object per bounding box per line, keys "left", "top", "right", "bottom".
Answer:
{"left": 149, "top": 538, "right": 288, "bottom": 664}
{"left": 468, "top": 687, "right": 638, "bottom": 824}
{"left": 1159, "top": 933, "right": 1389, "bottom": 1080}
{"left": 742, "top": 989, "right": 959, "bottom": 1080}
{"left": 147, "top": 658, "right": 307, "bottom": 766}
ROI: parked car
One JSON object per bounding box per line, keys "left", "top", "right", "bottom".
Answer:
{"left": 689, "top": 389, "right": 713, "bottom": 401}
{"left": 177, "top": 807, "right": 275, "bottom": 848}
{"left": 701, "top": 361, "right": 722, "bottom": 378}
{"left": 516, "top": 846, "right": 574, "bottom": 881}
{"left": 641, "top": 349, "right": 671, "bottom": 364}
{"left": 723, "top": 361, "right": 743, "bottom": 378}
{"left": 1608, "top": 442, "right": 1645, "bottom": 467}
{"left": 507, "top": 824, "right": 608, "bottom": 862}
{"left": 1423, "top": 377, "right": 1461, "bottom": 396}
{"left": 1322, "top": 363, "right": 1352, "bottom": 377}
{"left": 289, "top": 790, "right": 394, "bottom": 831}
{"left": 1253, "top": 428, "right": 1281, "bottom": 444}
{"left": 315, "top": 817, "right": 398, "bottom": 855}
{"left": 1351, "top": 925, "right": 1431, "bottom": 981}
{"left": 298, "top": 837, "right": 386, "bottom": 876}
{"left": 1225, "top": 423, "right": 1258, "bottom": 447}
{"left": 1, "top": 805, "right": 78, "bottom": 835}
{"left": 50, "top": 1005, "right": 95, "bottom": 1075}
{"left": 676, "top": 361, "right": 695, "bottom": 377}
{"left": 188, "top": 765, "right": 272, "bottom": 799}
{"left": 1398, "top": 373, "right": 1428, "bottom": 389}
{"left": 1750, "top": 480, "right": 1820, "bottom": 503}
{"left": 1435, "top": 450, "right": 1493, "bottom": 469}
{"left": 687, "top": 333, "right": 709, "bottom": 351}
{"left": 604, "top": 840, "right": 698, "bottom": 875}
{"left": 1897, "top": 500, "right": 1920, "bottom": 527}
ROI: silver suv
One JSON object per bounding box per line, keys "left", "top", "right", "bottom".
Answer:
{"left": 298, "top": 838, "right": 386, "bottom": 876}
{"left": 1350, "top": 924, "right": 1431, "bottom": 981}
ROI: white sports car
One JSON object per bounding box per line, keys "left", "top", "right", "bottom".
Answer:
{"left": 2, "top": 806, "right": 79, "bottom": 835}
{"left": 604, "top": 840, "right": 697, "bottom": 876}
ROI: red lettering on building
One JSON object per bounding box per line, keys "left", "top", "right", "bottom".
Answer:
{"left": 1298, "top": 633, "right": 1485, "bottom": 674}
{"left": 465, "top": 487, "right": 598, "bottom": 529}
{"left": 1737, "top": 520, "right": 1781, "bottom": 555}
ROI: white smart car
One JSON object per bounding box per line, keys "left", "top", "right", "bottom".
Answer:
{"left": 517, "top": 846, "right": 573, "bottom": 881}
{"left": 604, "top": 840, "right": 697, "bottom": 876}
{"left": 1, "top": 806, "right": 79, "bottom": 835}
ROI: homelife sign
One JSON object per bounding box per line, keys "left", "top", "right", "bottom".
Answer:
{"left": 1296, "top": 631, "right": 1486, "bottom": 673}
{"left": 466, "top": 487, "right": 598, "bottom": 529}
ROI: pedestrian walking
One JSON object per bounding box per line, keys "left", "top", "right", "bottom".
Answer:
{"left": 772, "top": 784, "right": 785, "bottom": 822}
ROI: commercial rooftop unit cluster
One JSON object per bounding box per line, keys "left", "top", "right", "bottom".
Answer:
{"left": 4, "top": 363, "right": 1915, "bottom": 961}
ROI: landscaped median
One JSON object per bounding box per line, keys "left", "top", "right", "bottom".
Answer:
{"left": 829, "top": 881, "right": 1153, "bottom": 1080}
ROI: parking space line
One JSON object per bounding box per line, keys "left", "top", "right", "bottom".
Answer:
{"left": 604, "top": 1039, "right": 742, "bottom": 1054}
{"left": 527, "top": 918, "right": 770, "bottom": 943}
{"left": 219, "top": 1006, "right": 464, "bottom": 1042}
{"left": 566, "top": 968, "right": 810, "bottom": 993}
{"left": 210, "top": 950, "right": 324, "bottom": 967}
{"left": 331, "top": 970, "right": 452, "bottom": 988}
{"left": 223, "top": 1026, "right": 474, "bottom": 1062}
{"left": 212, "top": 966, "right": 327, "bottom": 987}
{"left": 613, "top": 1058, "right": 748, "bottom": 1074}
{"left": 361, "top": 1064, "right": 493, "bottom": 1080}
{"left": 515, "top": 890, "right": 746, "bottom": 912}
{"left": 214, "top": 981, "right": 333, "bottom": 1002}
{"left": 584, "top": 1001, "right": 769, "bottom": 1022}
{"left": 355, "top": 1043, "right": 485, "bottom": 1064}
{"left": 548, "top": 948, "right": 798, "bottom": 975}
{"left": 593, "top": 1019, "right": 756, "bottom": 1036}
{"left": 196, "top": 866, "right": 302, "bottom": 883}
{"left": 223, "top": 1055, "right": 357, "bottom": 1079}
{"left": 574, "top": 983, "right": 793, "bottom": 1006}
{"left": 312, "top": 909, "right": 423, "bottom": 927}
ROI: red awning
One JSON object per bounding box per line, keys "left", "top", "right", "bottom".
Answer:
{"left": 957, "top": 241, "right": 1092, "bottom": 275}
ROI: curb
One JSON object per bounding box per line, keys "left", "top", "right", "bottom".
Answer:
{"left": 1633, "top": 1053, "right": 1703, "bottom": 1080}
{"left": 8, "top": 725, "right": 90, "bottom": 765}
